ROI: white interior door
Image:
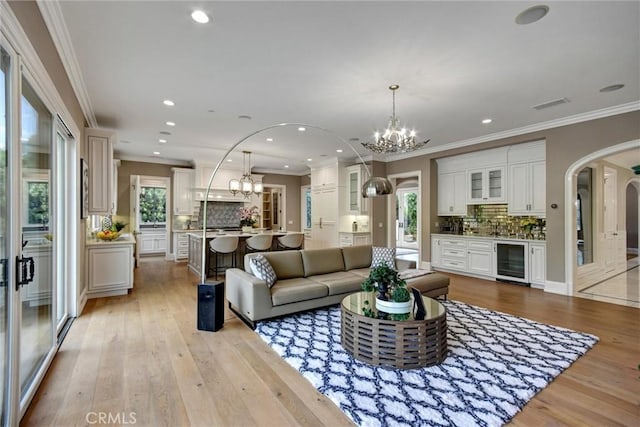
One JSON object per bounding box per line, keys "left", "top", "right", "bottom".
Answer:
{"left": 603, "top": 167, "right": 618, "bottom": 273}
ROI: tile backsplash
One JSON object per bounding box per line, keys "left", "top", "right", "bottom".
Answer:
{"left": 197, "top": 201, "right": 243, "bottom": 228}
{"left": 438, "top": 204, "right": 546, "bottom": 239}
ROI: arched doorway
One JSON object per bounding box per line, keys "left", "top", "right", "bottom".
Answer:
{"left": 564, "top": 139, "right": 640, "bottom": 295}
{"left": 625, "top": 180, "right": 639, "bottom": 267}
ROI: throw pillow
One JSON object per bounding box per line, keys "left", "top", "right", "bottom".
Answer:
{"left": 250, "top": 254, "right": 277, "bottom": 288}
{"left": 371, "top": 246, "right": 396, "bottom": 269}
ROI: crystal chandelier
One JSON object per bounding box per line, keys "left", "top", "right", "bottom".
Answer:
{"left": 229, "top": 151, "right": 263, "bottom": 198}
{"left": 361, "top": 84, "right": 430, "bottom": 154}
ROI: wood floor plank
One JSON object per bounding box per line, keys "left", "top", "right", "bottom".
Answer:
{"left": 21, "top": 260, "right": 640, "bottom": 427}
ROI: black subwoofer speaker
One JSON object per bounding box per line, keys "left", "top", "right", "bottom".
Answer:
{"left": 197, "top": 281, "right": 224, "bottom": 332}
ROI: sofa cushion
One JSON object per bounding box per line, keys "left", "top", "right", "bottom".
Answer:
{"left": 250, "top": 254, "right": 277, "bottom": 287}
{"left": 341, "top": 245, "right": 373, "bottom": 270}
{"left": 349, "top": 267, "right": 371, "bottom": 278}
{"left": 270, "top": 277, "right": 328, "bottom": 306}
{"left": 371, "top": 246, "right": 396, "bottom": 268}
{"left": 301, "top": 248, "right": 345, "bottom": 277}
{"left": 262, "top": 251, "right": 305, "bottom": 279}
{"left": 307, "top": 271, "right": 364, "bottom": 295}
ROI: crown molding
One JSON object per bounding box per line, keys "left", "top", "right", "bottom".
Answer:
{"left": 115, "top": 154, "right": 192, "bottom": 167}
{"left": 383, "top": 101, "right": 640, "bottom": 162}
{"left": 252, "top": 167, "right": 310, "bottom": 177}
{"left": 37, "top": 0, "right": 97, "bottom": 127}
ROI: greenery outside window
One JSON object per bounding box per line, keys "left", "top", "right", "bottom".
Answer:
{"left": 139, "top": 185, "right": 166, "bottom": 226}
{"left": 22, "top": 169, "right": 49, "bottom": 228}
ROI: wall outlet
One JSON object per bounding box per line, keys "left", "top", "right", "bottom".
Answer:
{"left": 378, "top": 222, "right": 383, "bottom": 228}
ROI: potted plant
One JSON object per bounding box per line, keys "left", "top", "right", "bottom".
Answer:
{"left": 239, "top": 206, "right": 258, "bottom": 232}
{"left": 361, "top": 264, "right": 412, "bottom": 314}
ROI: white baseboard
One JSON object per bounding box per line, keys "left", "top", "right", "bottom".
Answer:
{"left": 628, "top": 248, "right": 638, "bottom": 255}
{"left": 545, "top": 280, "right": 569, "bottom": 295}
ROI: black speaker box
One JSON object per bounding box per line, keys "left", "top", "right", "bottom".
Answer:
{"left": 197, "top": 281, "right": 224, "bottom": 332}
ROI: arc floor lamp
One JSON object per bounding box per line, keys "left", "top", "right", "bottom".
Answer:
{"left": 199, "top": 122, "right": 393, "bottom": 285}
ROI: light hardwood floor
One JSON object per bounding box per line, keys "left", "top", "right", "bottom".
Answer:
{"left": 22, "top": 258, "right": 640, "bottom": 426}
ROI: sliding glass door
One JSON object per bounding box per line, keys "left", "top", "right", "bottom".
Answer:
{"left": 1, "top": 44, "right": 11, "bottom": 425}
{"left": 19, "top": 77, "right": 55, "bottom": 401}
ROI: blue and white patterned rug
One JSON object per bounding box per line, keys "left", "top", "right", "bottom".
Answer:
{"left": 255, "top": 300, "right": 598, "bottom": 427}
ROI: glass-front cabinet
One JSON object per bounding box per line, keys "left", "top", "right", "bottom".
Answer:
{"left": 467, "top": 166, "right": 505, "bottom": 204}
{"left": 346, "top": 165, "right": 368, "bottom": 214}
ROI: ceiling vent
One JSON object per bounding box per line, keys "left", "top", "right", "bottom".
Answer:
{"left": 532, "top": 97, "right": 570, "bottom": 110}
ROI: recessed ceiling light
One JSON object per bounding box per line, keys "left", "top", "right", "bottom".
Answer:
{"left": 163, "top": 100, "right": 174, "bottom": 106}
{"left": 307, "top": 158, "right": 312, "bottom": 161}
{"left": 298, "top": 127, "right": 306, "bottom": 132}
{"left": 348, "top": 137, "right": 360, "bottom": 142}
{"left": 153, "top": 151, "right": 160, "bottom": 155}
{"left": 159, "top": 131, "right": 171, "bottom": 135}
{"left": 226, "top": 159, "right": 232, "bottom": 162}
{"left": 208, "top": 109, "right": 215, "bottom": 113}
{"left": 482, "top": 118, "right": 493, "bottom": 124}
{"left": 266, "top": 138, "right": 273, "bottom": 142}
{"left": 238, "top": 115, "right": 252, "bottom": 120}
{"left": 599, "top": 84, "right": 625, "bottom": 93}
{"left": 191, "top": 10, "right": 210, "bottom": 24}
{"left": 515, "top": 5, "right": 549, "bottom": 25}
{"left": 166, "top": 121, "right": 175, "bottom": 126}
{"left": 336, "top": 149, "right": 343, "bottom": 153}
{"left": 159, "top": 139, "right": 167, "bottom": 143}
{"left": 216, "top": 195, "right": 222, "bottom": 199}
{"left": 284, "top": 165, "right": 289, "bottom": 168}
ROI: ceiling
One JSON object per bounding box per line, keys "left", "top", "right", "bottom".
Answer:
{"left": 49, "top": 1, "right": 639, "bottom": 174}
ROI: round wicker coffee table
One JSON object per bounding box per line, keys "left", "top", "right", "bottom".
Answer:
{"left": 341, "top": 292, "right": 447, "bottom": 369}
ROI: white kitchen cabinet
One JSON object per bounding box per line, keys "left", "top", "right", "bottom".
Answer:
{"left": 311, "top": 187, "right": 339, "bottom": 248}
{"left": 86, "top": 128, "right": 116, "bottom": 215}
{"left": 508, "top": 161, "right": 546, "bottom": 216}
{"left": 467, "top": 166, "right": 505, "bottom": 204}
{"left": 529, "top": 242, "right": 546, "bottom": 287}
{"left": 431, "top": 237, "right": 442, "bottom": 267}
{"left": 466, "top": 239, "right": 494, "bottom": 276}
{"left": 345, "top": 165, "right": 368, "bottom": 214}
{"left": 21, "top": 244, "right": 52, "bottom": 306}
{"left": 172, "top": 168, "right": 194, "bottom": 215}
{"left": 439, "top": 237, "right": 467, "bottom": 271}
{"left": 173, "top": 231, "right": 190, "bottom": 260}
{"left": 437, "top": 171, "right": 467, "bottom": 216}
{"left": 311, "top": 162, "right": 339, "bottom": 190}
{"left": 87, "top": 241, "right": 134, "bottom": 298}
{"left": 138, "top": 231, "right": 167, "bottom": 255}
{"left": 339, "top": 232, "right": 371, "bottom": 247}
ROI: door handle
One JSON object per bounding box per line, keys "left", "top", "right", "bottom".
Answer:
{"left": 16, "top": 256, "right": 35, "bottom": 290}
{"left": 0, "top": 258, "right": 7, "bottom": 288}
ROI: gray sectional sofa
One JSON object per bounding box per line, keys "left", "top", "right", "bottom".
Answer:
{"left": 225, "top": 245, "right": 449, "bottom": 326}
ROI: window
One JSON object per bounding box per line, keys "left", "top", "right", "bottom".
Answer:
{"left": 139, "top": 185, "right": 166, "bottom": 225}
{"left": 22, "top": 169, "right": 50, "bottom": 228}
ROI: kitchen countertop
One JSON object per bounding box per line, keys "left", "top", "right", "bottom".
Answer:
{"left": 432, "top": 233, "right": 545, "bottom": 242}
{"left": 86, "top": 233, "right": 136, "bottom": 246}
{"left": 187, "top": 230, "right": 292, "bottom": 239}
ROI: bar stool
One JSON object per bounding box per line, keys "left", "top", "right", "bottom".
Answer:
{"left": 276, "top": 232, "right": 304, "bottom": 250}
{"left": 209, "top": 236, "right": 239, "bottom": 279}
{"left": 245, "top": 234, "right": 273, "bottom": 253}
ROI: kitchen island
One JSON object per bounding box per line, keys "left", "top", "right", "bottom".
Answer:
{"left": 86, "top": 233, "right": 136, "bottom": 298}
{"left": 187, "top": 231, "right": 293, "bottom": 278}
